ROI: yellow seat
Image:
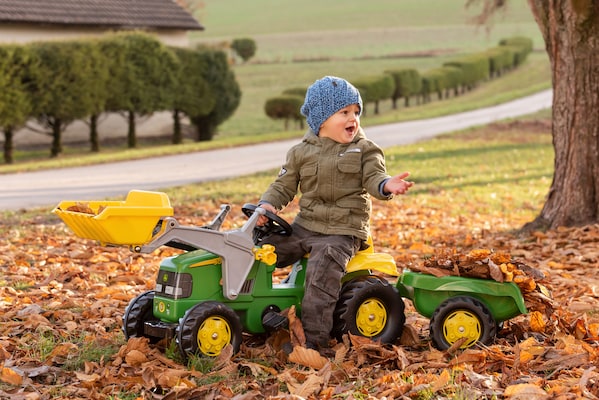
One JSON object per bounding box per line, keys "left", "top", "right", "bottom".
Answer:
{"left": 346, "top": 236, "right": 399, "bottom": 276}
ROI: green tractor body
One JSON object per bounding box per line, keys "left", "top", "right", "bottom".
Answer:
{"left": 150, "top": 249, "right": 306, "bottom": 335}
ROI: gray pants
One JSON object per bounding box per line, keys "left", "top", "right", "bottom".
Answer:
{"left": 263, "top": 223, "right": 361, "bottom": 346}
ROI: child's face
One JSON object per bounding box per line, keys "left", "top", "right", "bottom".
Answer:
{"left": 318, "top": 104, "right": 361, "bottom": 144}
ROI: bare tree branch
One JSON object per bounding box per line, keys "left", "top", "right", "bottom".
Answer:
{"left": 465, "top": 0, "right": 508, "bottom": 25}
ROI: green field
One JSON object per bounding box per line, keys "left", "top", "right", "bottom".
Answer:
{"left": 192, "top": 0, "right": 541, "bottom": 62}
{"left": 189, "top": 0, "right": 548, "bottom": 138}
{"left": 215, "top": 52, "right": 550, "bottom": 139}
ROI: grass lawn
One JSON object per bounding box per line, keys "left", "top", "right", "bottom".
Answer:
{"left": 160, "top": 115, "right": 553, "bottom": 231}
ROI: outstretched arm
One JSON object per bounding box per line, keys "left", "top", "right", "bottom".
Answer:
{"left": 384, "top": 172, "right": 414, "bottom": 195}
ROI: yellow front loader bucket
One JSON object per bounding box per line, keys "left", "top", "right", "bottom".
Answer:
{"left": 53, "top": 190, "right": 173, "bottom": 246}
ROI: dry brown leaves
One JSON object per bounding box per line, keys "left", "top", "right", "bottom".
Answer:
{"left": 411, "top": 247, "right": 556, "bottom": 323}
{"left": 0, "top": 199, "right": 598, "bottom": 399}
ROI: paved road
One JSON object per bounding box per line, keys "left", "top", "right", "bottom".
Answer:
{"left": 1, "top": 89, "right": 552, "bottom": 212}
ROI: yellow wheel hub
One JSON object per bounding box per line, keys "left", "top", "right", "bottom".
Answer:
{"left": 197, "top": 316, "right": 232, "bottom": 356}
{"left": 442, "top": 310, "right": 481, "bottom": 348}
{"left": 356, "top": 298, "right": 387, "bottom": 337}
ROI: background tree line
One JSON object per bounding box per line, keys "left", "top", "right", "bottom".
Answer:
{"left": 264, "top": 36, "right": 533, "bottom": 129}
{"left": 0, "top": 32, "right": 241, "bottom": 164}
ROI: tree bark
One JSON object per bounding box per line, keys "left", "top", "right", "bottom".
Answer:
{"left": 3, "top": 127, "right": 14, "bottom": 164}
{"left": 172, "top": 109, "right": 183, "bottom": 145}
{"left": 50, "top": 118, "right": 63, "bottom": 158}
{"left": 90, "top": 114, "right": 99, "bottom": 153}
{"left": 127, "top": 110, "right": 137, "bottom": 149}
{"left": 525, "top": 0, "right": 599, "bottom": 229}
{"left": 191, "top": 115, "right": 217, "bottom": 142}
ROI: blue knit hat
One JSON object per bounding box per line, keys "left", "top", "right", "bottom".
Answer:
{"left": 300, "top": 76, "right": 363, "bottom": 135}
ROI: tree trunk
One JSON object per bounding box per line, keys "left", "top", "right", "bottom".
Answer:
{"left": 524, "top": 0, "right": 599, "bottom": 230}
{"left": 172, "top": 109, "right": 183, "bottom": 144}
{"left": 3, "top": 127, "right": 14, "bottom": 164}
{"left": 192, "top": 115, "right": 217, "bottom": 142}
{"left": 90, "top": 114, "right": 99, "bottom": 152}
{"left": 50, "top": 118, "right": 62, "bottom": 158}
{"left": 127, "top": 110, "right": 137, "bottom": 148}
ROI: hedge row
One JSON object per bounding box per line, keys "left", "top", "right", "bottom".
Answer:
{"left": 265, "top": 36, "right": 533, "bottom": 128}
{"left": 0, "top": 31, "right": 241, "bottom": 163}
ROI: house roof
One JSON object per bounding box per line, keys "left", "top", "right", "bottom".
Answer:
{"left": 0, "top": 0, "right": 204, "bottom": 31}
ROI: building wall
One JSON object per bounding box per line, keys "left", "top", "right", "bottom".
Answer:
{"left": 0, "top": 23, "right": 192, "bottom": 47}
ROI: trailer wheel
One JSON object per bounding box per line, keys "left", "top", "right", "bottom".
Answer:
{"left": 122, "top": 291, "right": 160, "bottom": 343}
{"left": 177, "top": 301, "right": 243, "bottom": 358}
{"left": 333, "top": 276, "right": 405, "bottom": 344}
{"left": 429, "top": 296, "right": 496, "bottom": 350}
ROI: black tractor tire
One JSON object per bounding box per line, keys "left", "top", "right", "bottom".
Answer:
{"left": 429, "top": 296, "right": 497, "bottom": 350}
{"left": 333, "top": 276, "right": 405, "bottom": 344}
{"left": 122, "top": 290, "right": 160, "bottom": 342}
{"left": 177, "top": 301, "right": 243, "bottom": 358}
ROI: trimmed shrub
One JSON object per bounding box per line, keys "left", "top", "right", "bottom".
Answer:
{"left": 28, "top": 39, "right": 109, "bottom": 157}
{"left": 282, "top": 87, "right": 307, "bottom": 98}
{"left": 436, "top": 66, "right": 464, "bottom": 98}
{"left": 231, "top": 37, "right": 257, "bottom": 63}
{"left": 499, "top": 36, "right": 533, "bottom": 67}
{"left": 420, "top": 69, "right": 444, "bottom": 103}
{"left": 485, "top": 46, "right": 515, "bottom": 77}
{"left": 443, "top": 54, "right": 490, "bottom": 90}
{"left": 101, "top": 32, "right": 179, "bottom": 148}
{"left": 171, "top": 47, "right": 217, "bottom": 144}
{"left": 264, "top": 95, "right": 304, "bottom": 130}
{"left": 189, "top": 46, "right": 241, "bottom": 141}
{"left": 499, "top": 36, "right": 533, "bottom": 53}
{"left": 385, "top": 68, "right": 422, "bottom": 108}
{"left": 352, "top": 74, "right": 395, "bottom": 115}
{"left": 0, "top": 45, "right": 34, "bottom": 163}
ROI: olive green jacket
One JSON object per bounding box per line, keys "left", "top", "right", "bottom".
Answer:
{"left": 260, "top": 128, "right": 393, "bottom": 240}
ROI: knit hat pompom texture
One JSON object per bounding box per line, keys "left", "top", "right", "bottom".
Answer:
{"left": 300, "top": 76, "right": 363, "bottom": 135}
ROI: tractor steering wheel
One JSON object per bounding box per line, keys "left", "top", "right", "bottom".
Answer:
{"left": 241, "top": 203, "right": 292, "bottom": 244}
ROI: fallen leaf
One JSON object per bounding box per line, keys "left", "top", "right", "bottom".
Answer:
{"left": 529, "top": 311, "right": 546, "bottom": 332}
{"left": 125, "top": 349, "right": 148, "bottom": 367}
{"left": 1, "top": 366, "right": 23, "bottom": 385}
{"left": 503, "top": 383, "right": 549, "bottom": 399}
{"left": 431, "top": 368, "right": 451, "bottom": 392}
{"left": 288, "top": 346, "right": 328, "bottom": 370}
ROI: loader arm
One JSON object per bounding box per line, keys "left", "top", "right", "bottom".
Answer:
{"left": 134, "top": 209, "right": 265, "bottom": 300}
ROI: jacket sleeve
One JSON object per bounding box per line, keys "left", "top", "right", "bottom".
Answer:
{"left": 259, "top": 145, "right": 301, "bottom": 210}
{"left": 361, "top": 140, "right": 393, "bottom": 201}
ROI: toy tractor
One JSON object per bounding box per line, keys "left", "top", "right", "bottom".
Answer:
{"left": 54, "top": 190, "right": 532, "bottom": 358}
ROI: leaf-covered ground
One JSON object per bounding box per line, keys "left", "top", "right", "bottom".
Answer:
{"left": 1, "top": 128, "right": 598, "bottom": 400}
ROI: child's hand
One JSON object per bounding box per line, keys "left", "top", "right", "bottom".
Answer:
{"left": 257, "top": 202, "right": 278, "bottom": 226}
{"left": 384, "top": 172, "right": 413, "bottom": 195}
